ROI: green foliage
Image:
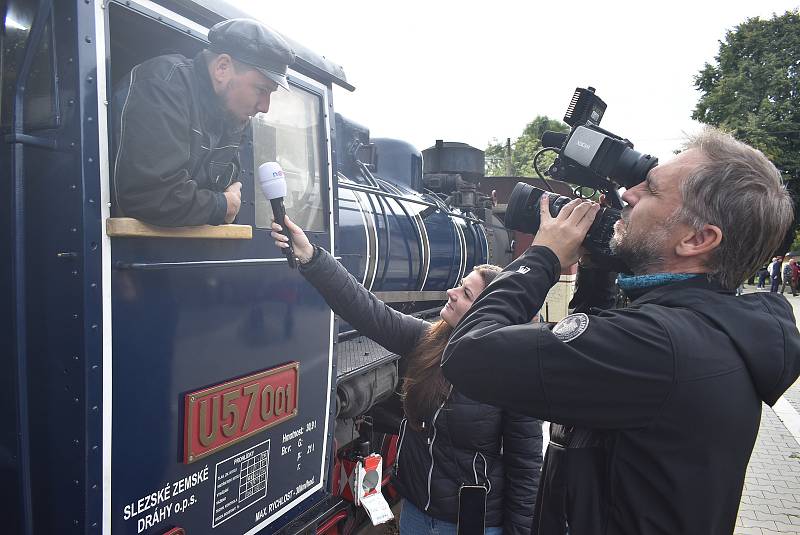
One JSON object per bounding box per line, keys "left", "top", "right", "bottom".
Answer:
{"left": 791, "top": 227, "right": 800, "bottom": 253}
{"left": 484, "top": 140, "right": 507, "bottom": 177}
{"left": 693, "top": 10, "right": 800, "bottom": 180}
{"left": 485, "top": 116, "right": 569, "bottom": 177}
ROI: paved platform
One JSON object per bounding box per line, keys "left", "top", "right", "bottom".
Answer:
{"left": 736, "top": 285, "right": 800, "bottom": 534}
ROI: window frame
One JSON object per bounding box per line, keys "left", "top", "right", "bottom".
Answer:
{"left": 251, "top": 73, "right": 331, "bottom": 234}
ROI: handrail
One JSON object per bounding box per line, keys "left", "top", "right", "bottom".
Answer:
{"left": 11, "top": 1, "right": 55, "bottom": 533}
{"left": 114, "top": 258, "right": 289, "bottom": 270}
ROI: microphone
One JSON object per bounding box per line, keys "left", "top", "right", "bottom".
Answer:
{"left": 258, "top": 162, "right": 297, "bottom": 269}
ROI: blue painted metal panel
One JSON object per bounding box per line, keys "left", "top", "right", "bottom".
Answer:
{"left": 110, "top": 241, "right": 334, "bottom": 534}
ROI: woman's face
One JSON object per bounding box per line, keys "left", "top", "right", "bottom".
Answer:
{"left": 440, "top": 271, "right": 487, "bottom": 328}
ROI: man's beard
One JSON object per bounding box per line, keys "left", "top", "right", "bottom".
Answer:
{"left": 221, "top": 81, "right": 249, "bottom": 128}
{"left": 610, "top": 214, "right": 669, "bottom": 274}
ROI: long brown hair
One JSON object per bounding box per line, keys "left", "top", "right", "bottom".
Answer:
{"left": 401, "top": 264, "right": 501, "bottom": 431}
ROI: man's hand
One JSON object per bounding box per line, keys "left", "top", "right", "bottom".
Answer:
{"left": 223, "top": 181, "right": 242, "bottom": 223}
{"left": 271, "top": 216, "right": 314, "bottom": 264}
{"left": 532, "top": 196, "right": 600, "bottom": 268}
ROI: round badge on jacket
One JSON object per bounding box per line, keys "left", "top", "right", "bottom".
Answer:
{"left": 552, "top": 313, "right": 589, "bottom": 343}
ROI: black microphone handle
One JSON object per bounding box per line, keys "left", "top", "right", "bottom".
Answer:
{"left": 270, "top": 197, "right": 297, "bottom": 269}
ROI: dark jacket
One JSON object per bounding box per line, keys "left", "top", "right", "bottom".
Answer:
{"left": 771, "top": 260, "right": 783, "bottom": 280}
{"left": 111, "top": 52, "right": 243, "bottom": 226}
{"left": 442, "top": 246, "right": 800, "bottom": 535}
{"left": 300, "top": 247, "right": 542, "bottom": 534}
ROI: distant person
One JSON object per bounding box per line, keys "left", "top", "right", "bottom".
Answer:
{"left": 270, "top": 217, "right": 543, "bottom": 535}
{"left": 111, "top": 18, "right": 294, "bottom": 226}
{"left": 788, "top": 259, "right": 800, "bottom": 297}
{"left": 771, "top": 256, "right": 782, "bottom": 293}
{"left": 782, "top": 260, "right": 794, "bottom": 295}
{"left": 757, "top": 265, "right": 769, "bottom": 289}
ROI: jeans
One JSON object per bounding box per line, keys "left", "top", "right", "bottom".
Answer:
{"left": 771, "top": 277, "right": 781, "bottom": 293}
{"left": 400, "top": 499, "right": 504, "bottom": 535}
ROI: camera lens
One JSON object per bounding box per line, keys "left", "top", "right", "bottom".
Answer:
{"left": 504, "top": 182, "right": 543, "bottom": 235}
{"left": 504, "top": 181, "right": 621, "bottom": 257}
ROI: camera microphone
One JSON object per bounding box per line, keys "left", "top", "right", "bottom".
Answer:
{"left": 541, "top": 131, "right": 567, "bottom": 149}
{"left": 258, "top": 162, "right": 297, "bottom": 269}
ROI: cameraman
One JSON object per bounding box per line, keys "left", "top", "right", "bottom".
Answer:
{"left": 441, "top": 128, "right": 800, "bottom": 534}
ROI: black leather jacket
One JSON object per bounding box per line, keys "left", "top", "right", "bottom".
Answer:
{"left": 300, "top": 248, "right": 542, "bottom": 534}
{"left": 111, "top": 52, "right": 243, "bottom": 226}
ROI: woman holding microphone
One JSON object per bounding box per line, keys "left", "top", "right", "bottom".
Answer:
{"left": 271, "top": 217, "right": 542, "bottom": 535}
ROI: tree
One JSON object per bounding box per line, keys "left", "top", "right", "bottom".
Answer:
{"left": 485, "top": 115, "right": 569, "bottom": 177}
{"left": 693, "top": 10, "right": 800, "bottom": 250}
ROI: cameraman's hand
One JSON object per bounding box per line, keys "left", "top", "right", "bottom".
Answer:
{"left": 532, "top": 196, "right": 600, "bottom": 268}
{"left": 271, "top": 216, "right": 314, "bottom": 264}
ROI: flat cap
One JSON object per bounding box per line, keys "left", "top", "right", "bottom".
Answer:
{"left": 208, "top": 18, "right": 296, "bottom": 90}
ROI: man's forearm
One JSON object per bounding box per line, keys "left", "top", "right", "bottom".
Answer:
{"left": 439, "top": 246, "right": 560, "bottom": 413}
{"left": 450, "top": 245, "right": 561, "bottom": 338}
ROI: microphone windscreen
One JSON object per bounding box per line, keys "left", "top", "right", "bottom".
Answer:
{"left": 258, "top": 162, "right": 287, "bottom": 200}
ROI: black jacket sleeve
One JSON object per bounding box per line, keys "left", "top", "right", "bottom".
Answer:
{"left": 502, "top": 410, "right": 542, "bottom": 535}
{"left": 441, "top": 246, "right": 674, "bottom": 429}
{"left": 299, "top": 247, "right": 427, "bottom": 357}
{"left": 112, "top": 70, "right": 228, "bottom": 226}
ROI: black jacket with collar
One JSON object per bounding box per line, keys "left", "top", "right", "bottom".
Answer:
{"left": 443, "top": 246, "right": 800, "bottom": 535}
{"left": 300, "top": 247, "right": 543, "bottom": 534}
{"left": 111, "top": 52, "right": 243, "bottom": 226}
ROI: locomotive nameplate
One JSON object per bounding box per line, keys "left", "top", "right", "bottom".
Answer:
{"left": 184, "top": 363, "right": 299, "bottom": 463}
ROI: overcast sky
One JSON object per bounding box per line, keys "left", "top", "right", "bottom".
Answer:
{"left": 231, "top": 0, "right": 799, "bottom": 162}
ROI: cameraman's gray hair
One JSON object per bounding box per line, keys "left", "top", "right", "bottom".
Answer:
{"left": 673, "top": 127, "right": 793, "bottom": 290}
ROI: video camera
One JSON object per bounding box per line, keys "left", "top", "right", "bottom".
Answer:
{"left": 504, "top": 87, "right": 658, "bottom": 259}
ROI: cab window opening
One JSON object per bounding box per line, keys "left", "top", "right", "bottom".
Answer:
{"left": 252, "top": 84, "right": 326, "bottom": 232}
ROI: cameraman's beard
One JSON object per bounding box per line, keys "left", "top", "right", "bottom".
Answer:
{"left": 610, "top": 225, "right": 668, "bottom": 274}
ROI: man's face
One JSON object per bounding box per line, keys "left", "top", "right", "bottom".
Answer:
{"left": 611, "top": 149, "right": 706, "bottom": 273}
{"left": 221, "top": 68, "right": 278, "bottom": 124}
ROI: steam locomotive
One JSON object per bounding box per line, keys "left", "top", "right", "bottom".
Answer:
{"left": 1, "top": 1, "right": 565, "bottom": 534}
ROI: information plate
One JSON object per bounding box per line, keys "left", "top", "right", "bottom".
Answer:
{"left": 212, "top": 439, "right": 271, "bottom": 527}
{"left": 184, "top": 363, "right": 299, "bottom": 463}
